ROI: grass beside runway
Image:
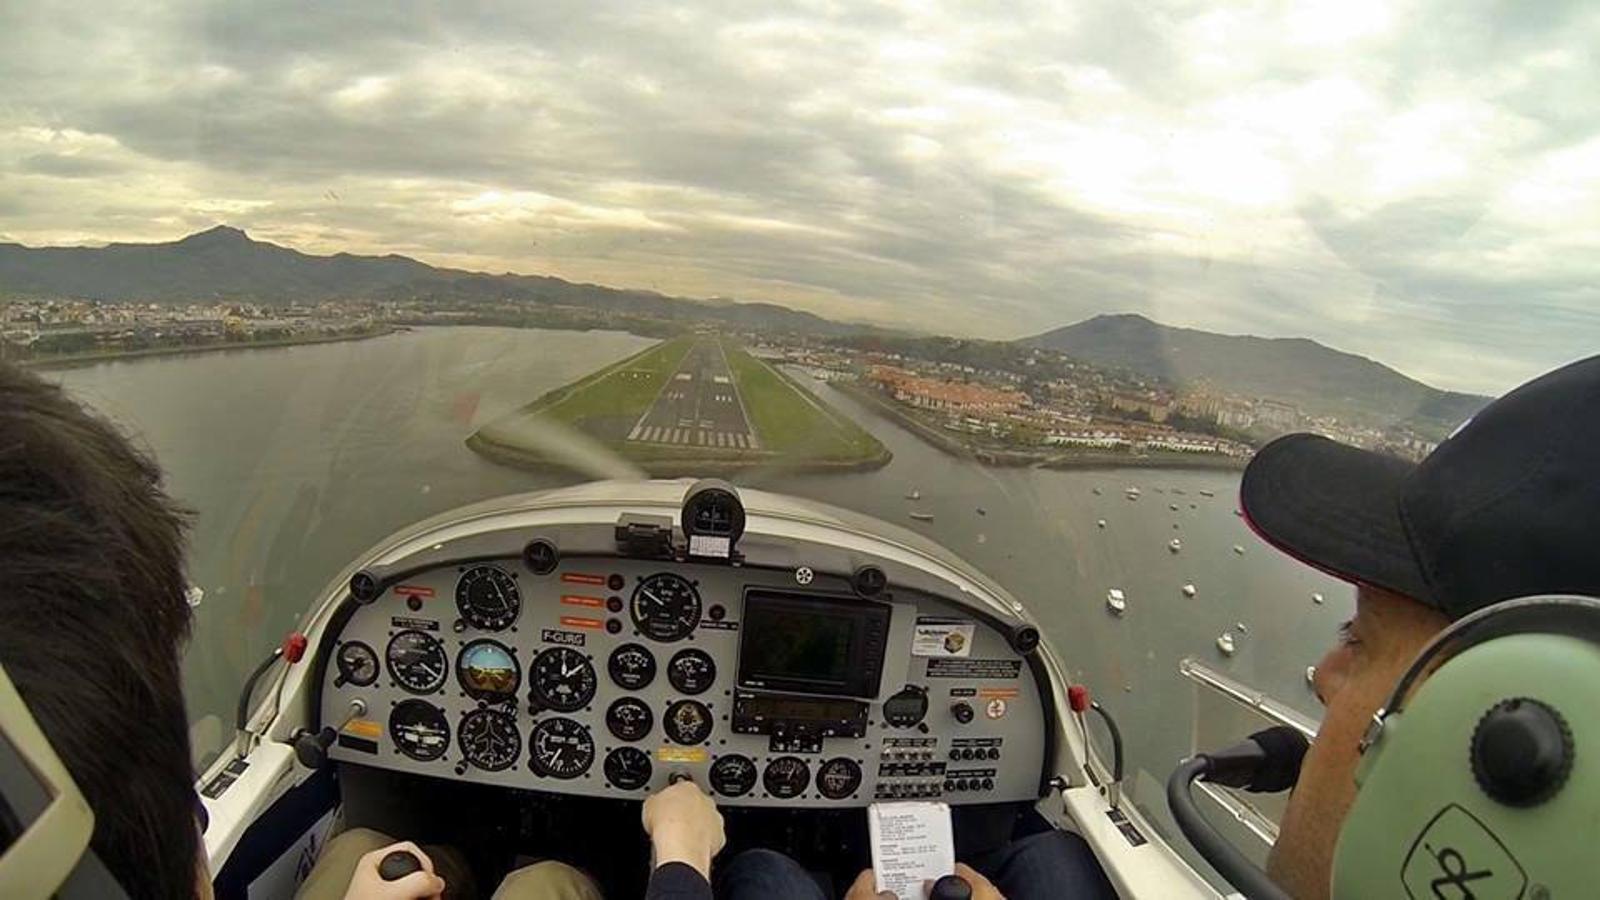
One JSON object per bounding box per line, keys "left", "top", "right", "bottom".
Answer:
{"left": 720, "top": 340, "right": 885, "bottom": 462}
{"left": 468, "top": 333, "right": 889, "bottom": 476}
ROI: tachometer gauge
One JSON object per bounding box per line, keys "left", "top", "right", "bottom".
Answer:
{"left": 709, "top": 754, "right": 757, "bottom": 798}
{"left": 630, "top": 573, "right": 701, "bottom": 642}
{"left": 530, "top": 647, "right": 597, "bottom": 712}
{"left": 763, "top": 756, "right": 810, "bottom": 799}
{"left": 529, "top": 717, "right": 594, "bottom": 779}
{"left": 455, "top": 565, "right": 521, "bottom": 631}
{"left": 607, "top": 643, "right": 656, "bottom": 690}
{"left": 389, "top": 700, "right": 450, "bottom": 761}
{"left": 663, "top": 699, "right": 713, "bottom": 745}
{"left": 335, "top": 641, "right": 379, "bottom": 687}
{"left": 605, "top": 697, "right": 654, "bottom": 742}
{"left": 457, "top": 640, "right": 520, "bottom": 702}
{"left": 386, "top": 630, "right": 448, "bottom": 694}
{"left": 458, "top": 709, "right": 520, "bottom": 772}
{"left": 604, "top": 747, "right": 653, "bottom": 791}
{"left": 817, "top": 757, "right": 862, "bottom": 800}
{"left": 666, "top": 648, "right": 716, "bottom": 695}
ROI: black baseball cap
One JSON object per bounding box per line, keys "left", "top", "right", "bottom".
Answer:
{"left": 1241, "top": 353, "right": 1600, "bottom": 620}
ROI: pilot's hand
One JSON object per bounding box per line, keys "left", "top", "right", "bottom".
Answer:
{"left": 845, "top": 868, "right": 898, "bottom": 899}
{"left": 341, "top": 841, "right": 446, "bottom": 900}
{"left": 642, "top": 779, "right": 726, "bottom": 880}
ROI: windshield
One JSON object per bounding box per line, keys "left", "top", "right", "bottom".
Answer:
{"left": 4, "top": 0, "right": 1595, "bottom": 882}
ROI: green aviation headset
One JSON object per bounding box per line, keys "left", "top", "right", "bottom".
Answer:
{"left": 1333, "top": 594, "right": 1598, "bottom": 899}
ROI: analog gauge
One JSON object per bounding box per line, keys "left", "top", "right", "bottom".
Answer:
{"left": 604, "top": 747, "right": 653, "bottom": 791}
{"left": 663, "top": 700, "right": 713, "bottom": 745}
{"left": 709, "top": 754, "right": 758, "bottom": 798}
{"left": 763, "top": 756, "right": 811, "bottom": 799}
{"left": 455, "top": 565, "right": 521, "bottom": 631}
{"left": 629, "top": 573, "right": 701, "bottom": 642}
{"left": 605, "top": 697, "right": 654, "bottom": 742}
{"left": 530, "top": 647, "right": 597, "bottom": 712}
{"left": 529, "top": 717, "right": 594, "bottom": 780}
{"left": 389, "top": 700, "right": 450, "bottom": 762}
{"left": 607, "top": 643, "right": 657, "bottom": 690}
{"left": 817, "top": 757, "right": 863, "bottom": 800}
{"left": 335, "top": 641, "right": 379, "bottom": 687}
{"left": 666, "top": 649, "right": 716, "bottom": 695}
{"left": 458, "top": 709, "right": 520, "bottom": 772}
{"left": 386, "top": 630, "right": 448, "bottom": 694}
{"left": 456, "top": 640, "right": 520, "bottom": 702}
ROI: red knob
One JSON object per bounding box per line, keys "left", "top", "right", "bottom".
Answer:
{"left": 1067, "top": 684, "right": 1090, "bottom": 713}
{"left": 282, "top": 632, "right": 309, "bottom": 663}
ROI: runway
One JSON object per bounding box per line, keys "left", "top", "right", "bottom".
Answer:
{"left": 626, "top": 338, "right": 760, "bottom": 450}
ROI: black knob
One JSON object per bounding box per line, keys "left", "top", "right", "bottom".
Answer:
{"left": 378, "top": 850, "right": 423, "bottom": 881}
{"left": 293, "top": 727, "right": 338, "bottom": 770}
{"left": 1471, "top": 698, "right": 1573, "bottom": 807}
{"left": 929, "top": 874, "right": 973, "bottom": 900}
{"left": 981, "top": 777, "right": 994, "bottom": 790}
{"left": 950, "top": 702, "right": 974, "bottom": 725}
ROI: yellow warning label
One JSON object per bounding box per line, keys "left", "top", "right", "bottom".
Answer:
{"left": 656, "top": 746, "right": 708, "bottom": 763}
{"left": 343, "top": 719, "right": 382, "bottom": 740}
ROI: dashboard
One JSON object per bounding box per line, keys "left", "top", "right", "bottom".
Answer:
{"left": 320, "top": 548, "right": 1049, "bottom": 807}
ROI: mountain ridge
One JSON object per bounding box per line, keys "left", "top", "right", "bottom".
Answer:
{"left": 1024, "top": 313, "right": 1489, "bottom": 438}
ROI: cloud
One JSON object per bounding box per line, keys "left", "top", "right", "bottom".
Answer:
{"left": 1, "top": 0, "right": 1596, "bottom": 393}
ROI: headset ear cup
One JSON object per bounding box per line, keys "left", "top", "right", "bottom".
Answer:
{"left": 1331, "top": 629, "right": 1599, "bottom": 899}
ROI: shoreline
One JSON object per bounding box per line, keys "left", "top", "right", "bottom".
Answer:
{"left": 833, "top": 379, "right": 1248, "bottom": 473}
{"left": 14, "top": 327, "right": 404, "bottom": 371}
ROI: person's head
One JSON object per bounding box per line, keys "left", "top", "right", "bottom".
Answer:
{"left": 0, "top": 362, "right": 200, "bottom": 899}
{"left": 1240, "top": 353, "right": 1600, "bottom": 900}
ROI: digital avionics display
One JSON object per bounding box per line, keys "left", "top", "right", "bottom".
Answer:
{"left": 737, "top": 591, "right": 889, "bottom": 698}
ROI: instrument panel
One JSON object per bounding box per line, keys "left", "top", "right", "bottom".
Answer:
{"left": 321, "top": 556, "right": 1047, "bottom": 807}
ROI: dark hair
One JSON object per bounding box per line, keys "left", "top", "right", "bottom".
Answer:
{"left": 0, "top": 362, "right": 199, "bottom": 899}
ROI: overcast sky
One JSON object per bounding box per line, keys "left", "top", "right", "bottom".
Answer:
{"left": 2, "top": 1, "right": 1596, "bottom": 394}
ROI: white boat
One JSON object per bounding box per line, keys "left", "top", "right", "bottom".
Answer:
{"left": 1181, "top": 583, "right": 1197, "bottom": 598}
{"left": 1216, "top": 632, "right": 1236, "bottom": 655}
{"left": 1232, "top": 545, "right": 1245, "bottom": 555}
{"left": 1106, "top": 587, "right": 1127, "bottom": 614}
{"left": 1305, "top": 665, "right": 1317, "bottom": 686}
{"left": 1312, "top": 592, "right": 1325, "bottom": 605}
{"left": 1091, "top": 487, "right": 1103, "bottom": 495}
{"left": 1124, "top": 486, "right": 1141, "bottom": 499}
{"left": 1169, "top": 503, "right": 1180, "bottom": 511}
{"left": 1168, "top": 538, "right": 1182, "bottom": 552}
{"left": 1235, "top": 621, "right": 1248, "bottom": 634}
{"left": 909, "top": 511, "right": 934, "bottom": 522}
{"left": 905, "top": 489, "right": 921, "bottom": 500}
{"left": 1199, "top": 490, "right": 1215, "bottom": 498}
{"left": 1096, "top": 519, "right": 1107, "bottom": 529}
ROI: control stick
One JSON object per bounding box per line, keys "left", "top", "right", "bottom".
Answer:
{"left": 929, "top": 874, "right": 972, "bottom": 900}
{"left": 377, "top": 850, "right": 423, "bottom": 881}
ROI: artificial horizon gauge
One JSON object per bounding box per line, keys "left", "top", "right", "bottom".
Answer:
{"left": 530, "top": 647, "right": 597, "bottom": 712}
{"left": 630, "top": 573, "right": 701, "bottom": 642}
{"left": 455, "top": 565, "right": 521, "bottom": 631}
{"left": 529, "top": 717, "right": 595, "bottom": 779}
{"left": 386, "top": 630, "right": 448, "bottom": 694}
{"left": 457, "top": 640, "right": 520, "bottom": 702}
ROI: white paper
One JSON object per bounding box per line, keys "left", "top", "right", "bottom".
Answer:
{"left": 869, "top": 801, "right": 955, "bottom": 899}
{"left": 911, "top": 619, "right": 975, "bottom": 657}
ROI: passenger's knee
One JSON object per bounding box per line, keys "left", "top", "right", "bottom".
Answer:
{"left": 494, "top": 860, "right": 603, "bottom": 900}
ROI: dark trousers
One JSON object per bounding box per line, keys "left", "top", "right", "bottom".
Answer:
{"left": 715, "top": 831, "right": 1117, "bottom": 900}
